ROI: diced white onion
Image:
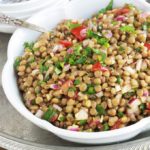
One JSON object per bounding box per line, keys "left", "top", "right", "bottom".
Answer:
{"left": 75, "top": 109, "right": 88, "bottom": 120}
{"left": 52, "top": 44, "right": 63, "bottom": 53}
{"left": 63, "top": 64, "right": 70, "bottom": 72}
{"left": 53, "top": 104, "right": 62, "bottom": 111}
{"left": 124, "top": 66, "right": 136, "bottom": 74}
{"left": 115, "top": 84, "right": 121, "bottom": 92}
{"left": 35, "top": 110, "right": 44, "bottom": 118}
{"left": 136, "top": 59, "right": 142, "bottom": 71}
{"left": 31, "top": 69, "right": 39, "bottom": 76}
{"left": 121, "top": 85, "right": 131, "bottom": 94}
{"left": 96, "top": 91, "right": 103, "bottom": 98}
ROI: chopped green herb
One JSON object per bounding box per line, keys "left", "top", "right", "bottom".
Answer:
{"left": 28, "top": 57, "right": 35, "bottom": 63}
{"left": 24, "top": 42, "right": 34, "bottom": 50}
{"left": 14, "top": 57, "right": 21, "bottom": 69}
{"left": 123, "top": 91, "right": 136, "bottom": 99}
{"left": 79, "top": 120, "right": 87, "bottom": 125}
{"left": 92, "top": 49, "right": 101, "bottom": 54}
{"left": 103, "top": 123, "right": 109, "bottom": 131}
{"left": 119, "top": 46, "right": 125, "bottom": 51}
{"left": 74, "top": 45, "right": 82, "bottom": 55}
{"left": 69, "top": 57, "right": 76, "bottom": 65}
{"left": 96, "top": 105, "right": 106, "bottom": 115}
{"left": 44, "top": 75, "right": 50, "bottom": 82}
{"left": 116, "top": 76, "right": 121, "bottom": 84}
{"left": 99, "top": 0, "right": 113, "bottom": 14}
{"left": 120, "top": 25, "right": 135, "bottom": 33}
{"left": 75, "top": 56, "right": 87, "bottom": 64}
{"left": 117, "top": 111, "right": 124, "bottom": 118}
{"left": 74, "top": 79, "right": 81, "bottom": 85}
{"left": 30, "top": 100, "right": 36, "bottom": 105}
{"left": 55, "top": 67, "right": 61, "bottom": 75}
{"left": 112, "top": 21, "right": 118, "bottom": 25}
{"left": 43, "top": 106, "right": 57, "bottom": 121}
{"left": 38, "top": 81, "right": 46, "bottom": 86}
{"left": 58, "top": 115, "right": 65, "bottom": 122}
{"left": 66, "top": 20, "right": 80, "bottom": 30}
{"left": 142, "top": 22, "right": 148, "bottom": 31}
{"left": 135, "top": 47, "right": 142, "bottom": 52}
{"left": 68, "top": 87, "right": 76, "bottom": 92}
{"left": 83, "top": 47, "right": 92, "bottom": 56}
{"left": 86, "top": 85, "right": 96, "bottom": 95}
{"left": 139, "top": 103, "right": 146, "bottom": 111}
{"left": 39, "top": 64, "right": 49, "bottom": 73}
{"left": 87, "top": 30, "right": 101, "bottom": 39}
{"left": 97, "top": 38, "right": 110, "bottom": 48}
{"left": 96, "top": 51, "right": 107, "bottom": 64}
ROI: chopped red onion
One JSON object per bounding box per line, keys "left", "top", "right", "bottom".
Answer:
{"left": 104, "top": 30, "right": 112, "bottom": 39}
{"left": 115, "top": 15, "right": 126, "bottom": 21}
{"left": 50, "top": 84, "right": 60, "bottom": 90}
{"left": 35, "top": 109, "right": 44, "bottom": 118}
{"left": 63, "top": 64, "right": 70, "bottom": 72}
{"left": 52, "top": 44, "right": 63, "bottom": 53}
{"left": 67, "top": 48, "right": 74, "bottom": 54}
{"left": 68, "top": 125, "right": 79, "bottom": 131}
{"left": 143, "top": 91, "right": 149, "bottom": 97}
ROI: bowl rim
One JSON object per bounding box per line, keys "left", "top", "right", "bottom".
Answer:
{"left": 2, "top": 0, "right": 150, "bottom": 141}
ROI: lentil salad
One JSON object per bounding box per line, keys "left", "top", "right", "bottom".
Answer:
{"left": 14, "top": 0, "right": 150, "bottom": 132}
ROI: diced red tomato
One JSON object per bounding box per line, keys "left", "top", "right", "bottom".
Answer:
{"left": 115, "top": 8, "right": 130, "bottom": 16}
{"left": 111, "top": 120, "right": 122, "bottom": 130}
{"left": 59, "top": 40, "right": 73, "bottom": 47}
{"left": 74, "top": 91, "right": 78, "bottom": 99}
{"left": 147, "top": 103, "right": 150, "bottom": 110}
{"left": 92, "top": 62, "right": 108, "bottom": 72}
{"left": 71, "top": 26, "right": 87, "bottom": 41}
{"left": 145, "top": 109, "right": 150, "bottom": 114}
{"left": 144, "top": 43, "right": 150, "bottom": 50}
{"left": 50, "top": 114, "right": 58, "bottom": 123}
{"left": 61, "top": 80, "right": 73, "bottom": 90}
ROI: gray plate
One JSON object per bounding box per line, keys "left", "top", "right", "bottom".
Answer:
{"left": 0, "top": 30, "right": 150, "bottom": 149}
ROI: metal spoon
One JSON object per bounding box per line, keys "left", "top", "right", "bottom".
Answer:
{"left": 0, "top": 12, "right": 47, "bottom": 32}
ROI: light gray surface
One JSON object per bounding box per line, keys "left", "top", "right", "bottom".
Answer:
{"left": 0, "top": 30, "right": 150, "bottom": 149}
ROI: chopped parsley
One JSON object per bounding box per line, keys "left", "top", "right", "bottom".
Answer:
{"left": 139, "top": 103, "right": 146, "bottom": 112}
{"left": 135, "top": 47, "right": 142, "bottom": 52}
{"left": 55, "top": 67, "right": 61, "bottom": 75}
{"left": 103, "top": 123, "right": 109, "bottom": 131}
{"left": 99, "top": 0, "right": 113, "bottom": 14}
{"left": 14, "top": 57, "right": 21, "bottom": 69}
{"left": 96, "top": 105, "right": 106, "bottom": 115}
{"left": 66, "top": 20, "right": 80, "bottom": 30}
{"left": 117, "top": 111, "right": 124, "bottom": 118}
{"left": 116, "top": 76, "right": 122, "bottom": 84}
{"left": 74, "top": 79, "right": 81, "bottom": 85}
{"left": 120, "top": 25, "right": 135, "bottom": 33}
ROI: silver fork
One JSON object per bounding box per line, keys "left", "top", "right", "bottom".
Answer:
{"left": 0, "top": 12, "right": 47, "bottom": 33}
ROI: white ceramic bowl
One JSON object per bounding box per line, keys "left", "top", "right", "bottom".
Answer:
{"left": 0, "top": 0, "right": 68, "bottom": 33}
{"left": 2, "top": 0, "right": 150, "bottom": 144}
{"left": 0, "top": 0, "right": 46, "bottom": 11}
